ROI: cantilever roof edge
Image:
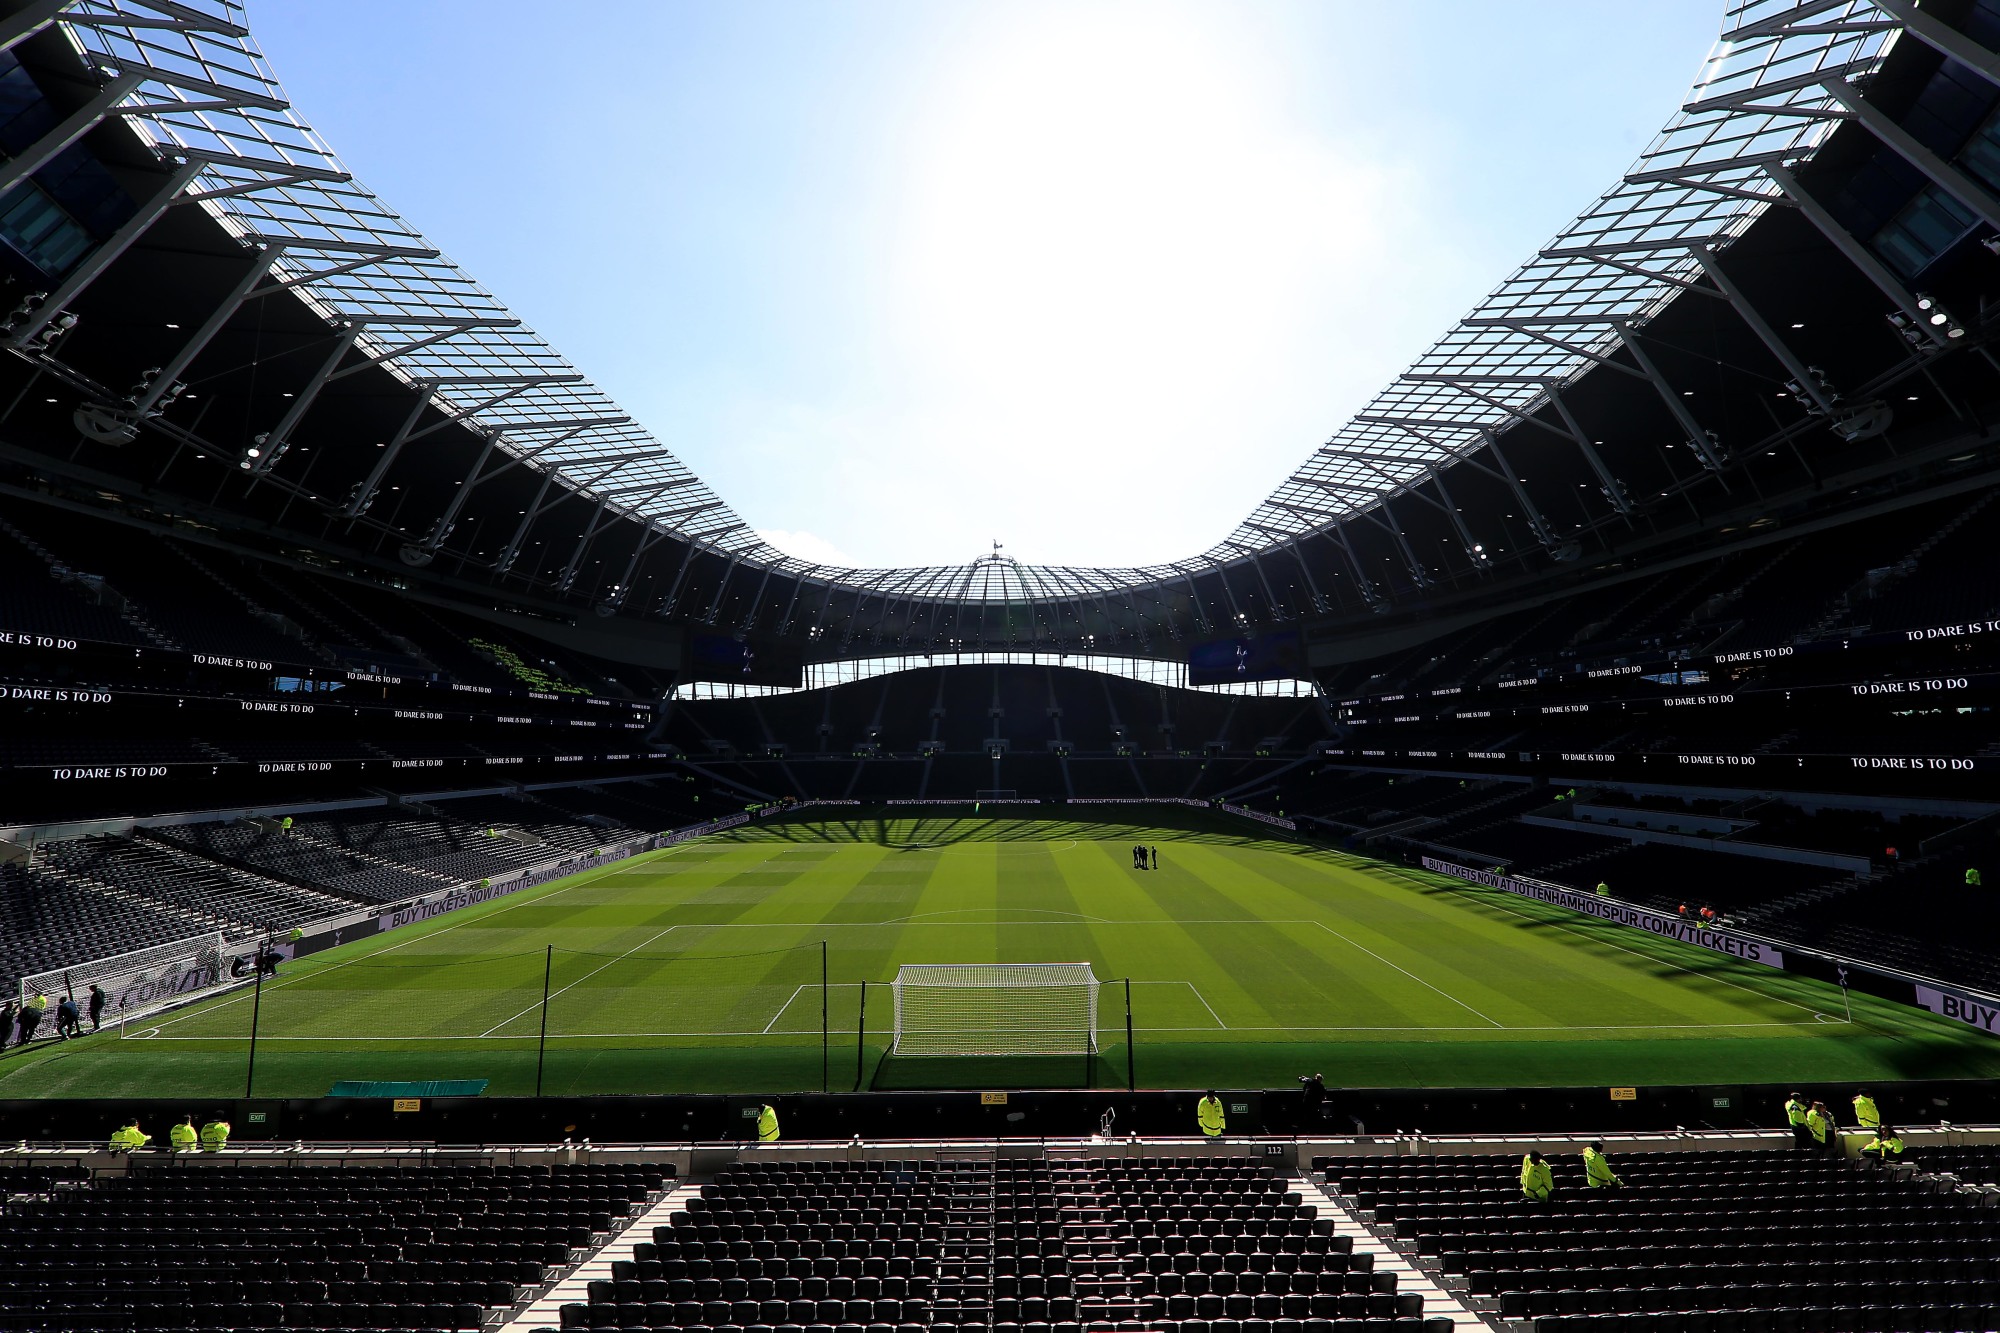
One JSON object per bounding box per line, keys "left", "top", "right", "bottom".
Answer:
{"left": 49, "top": 0, "right": 1902, "bottom": 602}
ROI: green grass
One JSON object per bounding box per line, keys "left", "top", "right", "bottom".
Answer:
{"left": 2, "top": 811, "right": 1995, "bottom": 1099}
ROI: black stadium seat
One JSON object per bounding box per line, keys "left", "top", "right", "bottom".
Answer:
{"left": 1322, "top": 1148, "right": 2000, "bottom": 1333}
{"left": 0, "top": 1162, "right": 673, "bottom": 1332}
{"left": 553, "top": 1157, "right": 1433, "bottom": 1333}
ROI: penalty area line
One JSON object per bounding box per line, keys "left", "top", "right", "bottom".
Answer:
{"left": 141, "top": 845, "right": 696, "bottom": 1038}
{"left": 762, "top": 985, "right": 809, "bottom": 1035}
{"left": 1310, "top": 920, "right": 1504, "bottom": 1028}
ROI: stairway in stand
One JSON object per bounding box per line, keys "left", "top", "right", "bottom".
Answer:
{"left": 1048, "top": 1157, "right": 1146, "bottom": 1329}
{"left": 932, "top": 1150, "right": 996, "bottom": 1328}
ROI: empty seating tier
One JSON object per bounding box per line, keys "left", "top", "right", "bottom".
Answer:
{"left": 0, "top": 1161, "right": 674, "bottom": 1332}
{"left": 1321, "top": 1148, "right": 2000, "bottom": 1332}
{"left": 557, "top": 1157, "right": 1437, "bottom": 1333}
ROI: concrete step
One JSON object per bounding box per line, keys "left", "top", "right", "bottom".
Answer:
{"left": 504, "top": 1180, "right": 698, "bottom": 1331}
{"left": 1295, "top": 1175, "right": 1491, "bottom": 1330}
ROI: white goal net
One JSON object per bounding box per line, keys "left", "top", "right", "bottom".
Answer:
{"left": 890, "top": 962, "right": 1099, "bottom": 1057}
{"left": 19, "top": 931, "right": 253, "bottom": 1024}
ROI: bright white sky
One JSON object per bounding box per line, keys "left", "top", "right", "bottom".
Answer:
{"left": 252, "top": 0, "right": 1723, "bottom": 571}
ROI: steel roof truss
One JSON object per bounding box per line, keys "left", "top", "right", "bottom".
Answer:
{"left": 1620, "top": 331, "right": 1728, "bottom": 474}
{"left": 1822, "top": 73, "right": 2000, "bottom": 233}
{"left": 342, "top": 383, "right": 434, "bottom": 519}
{"left": 491, "top": 468, "right": 557, "bottom": 576}
{"left": 1872, "top": 0, "right": 2000, "bottom": 90}
{"left": 0, "top": 71, "right": 144, "bottom": 200}
{"left": 246, "top": 323, "right": 359, "bottom": 473}
{"left": 609, "top": 523, "right": 679, "bottom": 611}
{"left": 1459, "top": 320, "right": 1646, "bottom": 379}
{"left": 1, "top": 0, "right": 72, "bottom": 52}
{"left": 1719, "top": 1, "right": 1849, "bottom": 43}
{"left": 129, "top": 243, "right": 276, "bottom": 415}
{"left": 9, "top": 158, "right": 205, "bottom": 349}
{"left": 1547, "top": 388, "right": 1632, "bottom": 514}
{"left": 1477, "top": 428, "right": 1555, "bottom": 548}
{"left": 327, "top": 318, "right": 524, "bottom": 381}
{"left": 1691, "top": 245, "right": 1835, "bottom": 413}
{"left": 417, "top": 429, "right": 502, "bottom": 552}
{"left": 1682, "top": 61, "right": 1871, "bottom": 117}
{"left": 1765, "top": 162, "right": 1943, "bottom": 347}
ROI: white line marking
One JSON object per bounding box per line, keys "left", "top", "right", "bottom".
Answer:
{"left": 1123, "top": 981, "right": 1227, "bottom": 1028}
{"left": 1311, "top": 920, "right": 1504, "bottom": 1028}
{"left": 762, "top": 985, "right": 808, "bottom": 1035}
{"left": 880, "top": 908, "right": 1114, "bottom": 925}
{"left": 144, "top": 847, "right": 691, "bottom": 1038}
{"left": 1181, "top": 981, "right": 1227, "bottom": 1029}
{"left": 131, "top": 1019, "right": 1837, "bottom": 1043}
{"left": 477, "top": 921, "right": 683, "bottom": 1037}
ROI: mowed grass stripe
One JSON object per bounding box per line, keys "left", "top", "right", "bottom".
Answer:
{"left": 3, "top": 814, "right": 1997, "bottom": 1099}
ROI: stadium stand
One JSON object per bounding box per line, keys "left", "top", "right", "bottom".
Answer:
{"left": 1319, "top": 1148, "right": 2000, "bottom": 1333}
{"left": 556, "top": 1156, "right": 1442, "bottom": 1333}
{"left": 0, "top": 1160, "right": 674, "bottom": 1332}
{"left": 0, "top": 858, "right": 219, "bottom": 997}
{"left": 149, "top": 820, "right": 451, "bottom": 905}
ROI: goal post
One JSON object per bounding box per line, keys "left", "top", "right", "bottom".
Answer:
{"left": 20, "top": 930, "right": 245, "bottom": 1026}
{"left": 890, "top": 962, "right": 1099, "bottom": 1057}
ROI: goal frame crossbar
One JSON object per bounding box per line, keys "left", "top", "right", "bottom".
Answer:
{"left": 889, "top": 962, "right": 1100, "bottom": 1058}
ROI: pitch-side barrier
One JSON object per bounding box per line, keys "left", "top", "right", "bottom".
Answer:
{"left": 1421, "top": 854, "right": 2000, "bottom": 1041}
{"left": 29, "top": 826, "right": 703, "bottom": 1036}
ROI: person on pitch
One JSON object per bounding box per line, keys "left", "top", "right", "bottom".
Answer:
{"left": 17, "top": 993, "right": 47, "bottom": 1044}
{"left": 54, "top": 994, "right": 80, "bottom": 1040}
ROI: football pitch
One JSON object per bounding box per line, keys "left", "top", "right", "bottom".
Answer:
{"left": 3, "top": 811, "right": 1995, "bottom": 1100}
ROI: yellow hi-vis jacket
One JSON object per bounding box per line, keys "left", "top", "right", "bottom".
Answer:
{"left": 1785, "top": 1098, "right": 1809, "bottom": 1126}
{"left": 1582, "top": 1146, "right": 1621, "bottom": 1188}
{"left": 199, "top": 1120, "right": 230, "bottom": 1151}
{"left": 1520, "top": 1155, "right": 1553, "bottom": 1202}
{"left": 1806, "top": 1108, "right": 1830, "bottom": 1143}
{"left": 756, "top": 1106, "right": 779, "bottom": 1143}
{"left": 1197, "top": 1096, "right": 1226, "bottom": 1137}
{"left": 1852, "top": 1095, "right": 1880, "bottom": 1130}
{"left": 169, "top": 1122, "right": 198, "bottom": 1152}
{"left": 1864, "top": 1133, "right": 1905, "bottom": 1156}
{"left": 108, "top": 1125, "right": 149, "bottom": 1152}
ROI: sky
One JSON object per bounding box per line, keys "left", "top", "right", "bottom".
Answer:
{"left": 248, "top": 0, "right": 1725, "bottom": 573}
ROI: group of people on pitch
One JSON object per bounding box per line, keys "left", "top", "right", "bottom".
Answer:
{"left": 1131, "top": 845, "right": 1159, "bottom": 871}
{"left": 1787, "top": 1089, "right": 1905, "bottom": 1159}
{"left": 0, "top": 984, "right": 107, "bottom": 1048}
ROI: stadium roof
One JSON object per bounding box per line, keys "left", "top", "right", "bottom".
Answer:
{"left": 27, "top": 0, "right": 1909, "bottom": 605}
